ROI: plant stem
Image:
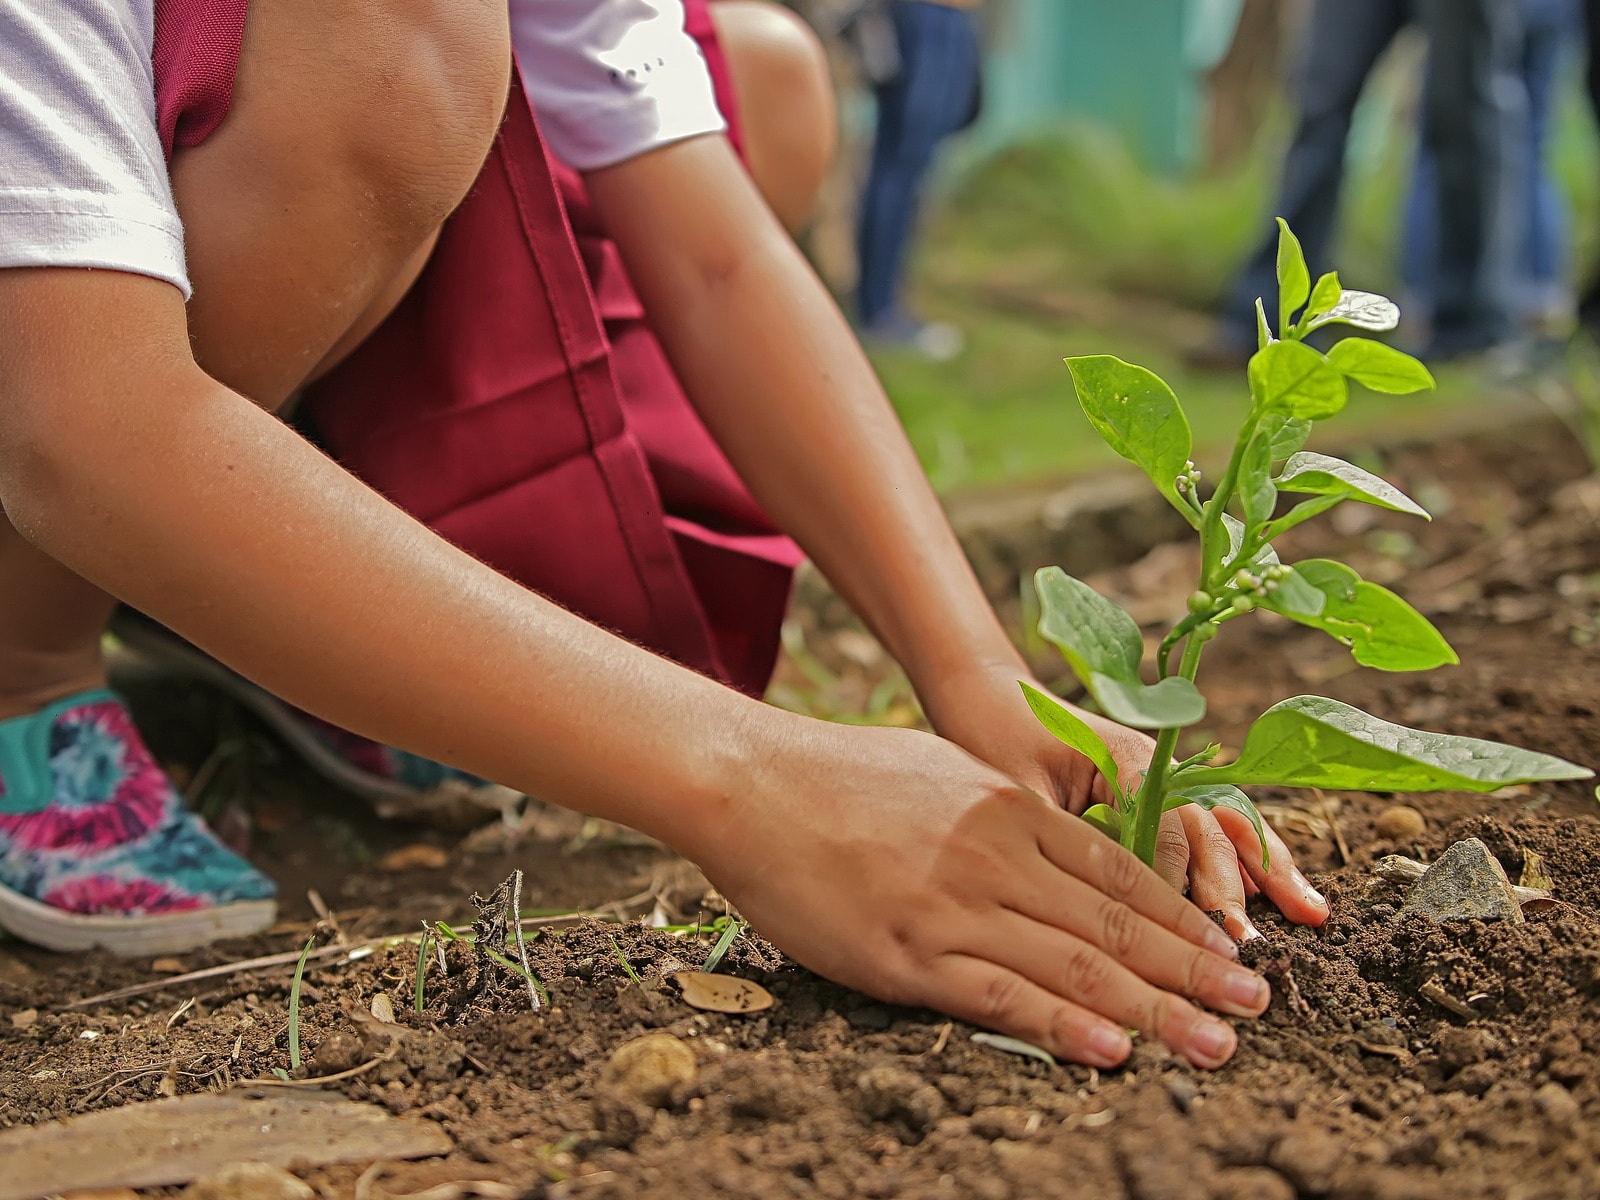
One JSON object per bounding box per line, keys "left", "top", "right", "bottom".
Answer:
{"left": 1197, "top": 408, "right": 1262, "bottom": 590}
{"left": 1128, "top": 629, "right": 1211, "bottom": 865}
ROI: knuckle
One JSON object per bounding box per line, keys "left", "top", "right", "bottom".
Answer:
{"left": 1102, "top": 844, "right": 1147, "bottom": 902}
{"left": 977, "top": 970, "right": 1028, "bottom": 1025}
{"left": 1061, "top": 945, "right": 1114, "bottom": 1006}
{"left": 1097, "top": 899, "right": 1145, "bottom": 963}
{"left": 1182, "top": 947, "right": 1217, "bottom": 1000}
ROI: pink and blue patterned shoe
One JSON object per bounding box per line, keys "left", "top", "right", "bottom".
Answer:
{"left": 110, "top": 612, "right": 523, "bottom": 828}
{"left": 0, "top": 689, "right": 278, "bottom": 955}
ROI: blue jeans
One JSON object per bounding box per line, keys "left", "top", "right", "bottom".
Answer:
{"left": 1221, "top": 0, "right": 1410, "bottom": 348}
{"left": 856, "top": 1, "right": 981, "bottom": 328}
{"left": 1404, "top": 0, "right": 1577, "bottom": 322}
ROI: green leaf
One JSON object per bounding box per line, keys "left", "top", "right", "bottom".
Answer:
{"left": 1285, "top": 560, "right": 1457, "bottom": 671}
{"left": 1260, "top": 413, "right": 1313, "bottom": 463}
{"left": 1035, "top": 568, "right": 1207, "bottom": 730}
{"left": 1255, "top": 297, "right": 1273, "bottom": 350}
{"left": 1239, "top": 431, "right": 1277, "bottom": 528}
{"left": 1261, "top": 494, "right": 1344, "bottom": 542}
{"left": 1248, "top": 341, "right": 1349, "bottom": 419}
{"left": 1066, "top": 356, "right": 1193, "bottom": 510}
{"left": 1304, "top": 271, "right": 1342, "bottom": 321}
{"left": 1257, "top": 564, "right": 1327, "bottom": 620}
{"left": 1275, "top": 217, "right": 1310, "bottom": 334}
{"left": 1306, "top": 290, "right": 1400, "bottom": 334}
{"left": 1020, "top": 681, "right": 1121, "bottom": 796}
{"left": 1173, "top": 695, "right": 1592, "bottom": 792}
{"left": 1164, "top": 784, "right": 1270, "bottom": 870}
{"left": 1081, "top": 803, "right": 1122, "bottom": 840}
{"left": 1325, "top": 338, "right": 1435, "bottom": 395}
{"left": 1276, "top": 452, "right": 1428, "bottom": 519}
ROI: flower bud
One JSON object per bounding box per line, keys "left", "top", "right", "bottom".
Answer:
{"left": 1187, "top": 590, "right": 1214, "bottom": 615}
{"left": 1231, "top": 593, "right": 1256, "bottom": 614}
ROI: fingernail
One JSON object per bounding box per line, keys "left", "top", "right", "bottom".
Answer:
{"left": 1087, "top": 1024, "right": 1132, "bottom": 1067}
{"left": 1303, "top": 882, "right": 1328, "bottom": 908}
{"left": 1240, "top": 916, "right": 1265, "bottom": 941}
{"left": 1190, "top": 1019, "right": 1235, "bottom": 1067}
{"left": 1204, "top": 924, "right": 1241, "bottom": 959}
{"left": 1220, "top": 968, "right": 1268, "bottom": 1015}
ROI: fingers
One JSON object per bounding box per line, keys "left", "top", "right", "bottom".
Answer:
{"left": 1180, "top": 806, "right": 1258, "bottom": 941}
{"left": 966, "top": 910, "right": 1262, "bottom": 1069}
{"left": 927, "top": 954, "right": 1133, "bottom": 1068}
{"left": 1211, "top": 807, "right": 1330, "bottom": 927}
{"left": 1152, "top": 810, "right": 1190, "bottom": 893}
{"left": 1034, "top": 811, "right": 1240, "bottom": 959}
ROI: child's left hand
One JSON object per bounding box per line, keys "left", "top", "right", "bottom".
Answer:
{"left": 925, "top": 665, "right": 1330, "bottom": 941}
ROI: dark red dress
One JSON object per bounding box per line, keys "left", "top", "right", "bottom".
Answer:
{"left": 152, "top": 0, "right": 799, "bottom": 697}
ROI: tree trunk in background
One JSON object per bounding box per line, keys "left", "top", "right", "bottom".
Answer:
{"left": 1201, "top": 0, "right": 1305, "bottom": 174}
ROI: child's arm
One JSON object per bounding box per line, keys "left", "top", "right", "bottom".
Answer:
{"left": 584, "top": 135, "right": 1330, "bottom": 934}
{"left": 0, "top": 265, "right": 1264, "bottom": 1067}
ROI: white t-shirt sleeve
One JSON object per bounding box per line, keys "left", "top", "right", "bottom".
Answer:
{"left": 0, "top": 0, "right": 188, "bottom": 295}
{"left": 510, "top": 0, "right": 727, "bottom": 171}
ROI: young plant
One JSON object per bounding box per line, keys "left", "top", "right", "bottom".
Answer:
{"left": 1024, "top": 219, "right": 1592, "bottom": 871}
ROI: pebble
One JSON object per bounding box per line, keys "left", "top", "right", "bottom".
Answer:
{"left": 311, "top": 1029, "right": 365, "bottom": 1075}
{"left": 1534, "top": 1082, "right": 1580, "bottom": 1124}
{"left": 1401, "top": 838, "right": 1523, "bottom": 924}
{"left": 184, "top": 1164, "right": 315, "bottom": 1200}
{"left": 600, "top": 1033, "right": 697, "bottom": 1108}
{"left": 1374, "top": 804, "right": 1426, "bottom": 841}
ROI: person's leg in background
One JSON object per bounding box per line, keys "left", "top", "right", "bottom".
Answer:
{"left": 1194, "top": 0, "right": 1409, "bottom": 365}
{"left": 710, "top": 0, "right": 838, "bottom": 234}
{"left": 1576, "top": 0, "right": 1600, "bottom": 327}
{"left": 1412, "top": 0, "right": 1526, "bottom": 357}
{"left": 855, "top": 0, "right": 981, "bottom": 357}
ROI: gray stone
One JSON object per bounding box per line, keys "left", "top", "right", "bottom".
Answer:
{"left": 1401, "top": 838, "right": 1524, "bottom": 924}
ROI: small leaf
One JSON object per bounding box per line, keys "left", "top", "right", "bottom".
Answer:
{"left": 972, "top": 1032, "right": 1057, "bottom": 1066}
{"left": 1285, "top": 560, "right": 1457, "bottom": 671}
{"left": 1305, "top": 271, "right": 1342, "bottom": 320}
{"left": 1036, "top": 568, "right": 1207, "bottom": 729}
{"left": 1066, "top": 356, "right": 1193, "bottom": 511}
{"left": 1164, "top": 784, "right": 1270, "bottom": 870}
{"left": 1255, "top": 297, "right": 1273, "bottom": 350}
{"left": 1258, "top": 564, "right": 1327, "bottom": 620}
{"left": 1276, "top": 452, "right": 1429, "bottom": 519}
{"left": 1326, "top": 338, "right": 1435, "bottom": 394}
{"left": 1275, "top": 217, "right": 1310, "bottom": 334}
{"left": 1020, "top": 681, "right": 1121, "bottom": 795}
{"left": 1261, "top": 494, "right": 1344, "bottom": 541}
{"left": 1239, "top": 430, "right": 1277, "bottom": 528}
{"left": 1081, "top": 803, "right": 1123, "bottom": 840}
{"left": 1249, "top": 341, "right": 1349, "bottom": 419}
{"left": 1260, "top": 413, "right": 1313, "bottom": 463}
{"left": 1173, "top": 696, "right": 1593, "bottom": 792}
{"left": 1306, "top": 290, "right": 1400, "bottom": 333}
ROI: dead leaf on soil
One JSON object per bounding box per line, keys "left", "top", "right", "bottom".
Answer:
{"left": 0, "top": 1092, "right": 451, "bottom": 1200}
{"left": 670, "top": 971, "right": 774, "bottom": 1014}
{"left": 377, "top": 844, "right": 451, "bottom": 873}
{"left": 1520, "top": 849, "right": 1554, "bottom": 892}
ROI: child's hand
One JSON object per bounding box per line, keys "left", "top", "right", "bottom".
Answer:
{"left": 922, "top": 667, "right": 1329, "bottom": 941}
{"left": 678, "top": 720, "right": 1270, "bottom": 1070}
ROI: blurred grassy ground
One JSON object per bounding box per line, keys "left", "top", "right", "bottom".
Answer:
{"left": 871, "top": 76, "right": 1600, "bottom": 493}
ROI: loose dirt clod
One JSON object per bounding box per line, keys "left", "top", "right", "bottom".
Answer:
{"left": 1374, "top": 804, "right": 1426, "bottom": 841}
{"left": 1401, "top": 837, "right": 1524, "bottom": 923}
{"left": 600, "top": 1034, "right": 697, "bottom": 1108}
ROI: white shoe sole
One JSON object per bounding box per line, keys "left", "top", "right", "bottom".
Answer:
{"left": 108, "top": 613, "right": 523, "bottom": 828}
{"left": 0, "top": 878, "right": 276, "bottom": 956}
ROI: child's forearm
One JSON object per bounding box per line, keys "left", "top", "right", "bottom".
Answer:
{"left": 585, "top": 137, "right": 1025, "bottom": 719}
{"left": 0, "top": 269, "right": 768, "bottom": 845}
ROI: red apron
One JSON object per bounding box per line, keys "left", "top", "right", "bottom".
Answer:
{"left": 152, "top": 0, "right": 800, "bottom": 697}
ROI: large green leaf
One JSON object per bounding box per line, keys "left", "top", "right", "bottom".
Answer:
{"left": 1326, "top": 338, "right": 1435, "bottom": 395}
{"left": 1164, "top": 784, "right": 1269, "bottom": 869}
{"left": 1020, "top": 681, "right": 1121, "bottom": 797}
{"left": 1248, "top": 341, "right": 1349, "bottom": 419}
{"left": 1285, "top": 560, "right": 1457, "bottom": 671}
{"left": 1305, "top": 290, "right": 1400, "bottom": 333}
{"left": 1065, "top": 356, "right": 1193, "bottom": 510}
{"left": 1081, "top": 803, "right": 1123, "bottom": 840}
{"left": 1275, "top": 218, "right": 1310, "bottom": 334}
{"left": 1173, "top": 696, "right": 1592, "bottom": 792}
{"left": 1259, "top": 413, "right": 1313, "bottom": 464}
{"left": 1035, "top": 568, "right": 1206, "bottom": 729}
{"left": 1276, "top": 452, "right": 1429, "bottom": 519}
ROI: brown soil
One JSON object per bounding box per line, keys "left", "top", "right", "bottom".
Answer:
{"left": 4, "top": 414, "right": 1600, "bottom": 1200}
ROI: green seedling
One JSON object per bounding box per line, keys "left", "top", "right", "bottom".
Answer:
{"left": 284, "top": 932, "right": 316, "bottom": 1075}
{"left": 608, "top": 936, "right": 644, "bottom": 984}
{"left": 414, "top": 924, "right": 432, "bottom": 1014}
{"left": 1026, "top": 218, "right": 1593, "bottom": 871}
{"left": 702, "top": 916, "right": 746, "bottom": 973}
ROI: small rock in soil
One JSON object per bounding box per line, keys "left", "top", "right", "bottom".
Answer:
{"left": 311, "top": 1029, "right": 365, "bottom": 1075}
{"left": 1402, "top": 838, "right": 1524, "bottom": 924}
{"left": 600, "top": 1033, "right": 697, "bottom": 1108}
{"left": 183, "top": 1164, "right": 314, "bottom": 1200}
{"left": 1375, "top": 804, "right": 1427, "bottom": 841}
{"left": 1432, "top": 1026, "right": 1493, "bottom": 1075}
{"left": 1533, "top": 1082, "right": 1580, "bottom": 1124}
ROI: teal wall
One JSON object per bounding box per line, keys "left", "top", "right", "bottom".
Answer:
{"left": 977, "top": 0, "right": 1235, "bottom": 174}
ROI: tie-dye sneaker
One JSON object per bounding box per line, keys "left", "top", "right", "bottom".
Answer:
{"left": 0, "top": 689, "right": 278, "bottom": 955}
{"left": 109, "top": 612, "right": 522, "bottom": 828}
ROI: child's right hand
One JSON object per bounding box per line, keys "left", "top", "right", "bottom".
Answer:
{"left": 677, "top": 720, "right": 1271, "bottom": 1069}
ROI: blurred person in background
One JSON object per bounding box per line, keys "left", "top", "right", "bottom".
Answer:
{"left": 852, "top": 0, "right": 982, "bottom": 360}
{"left": 1403, "top": 0, "right": 1579, "bottom": 350}
{"left": 1190, "top": 0, "right": 1527, "bottom": 367}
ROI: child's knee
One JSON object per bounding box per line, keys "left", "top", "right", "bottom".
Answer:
{"left": 713, "top": 1, "right": 837, "bottom": 231}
